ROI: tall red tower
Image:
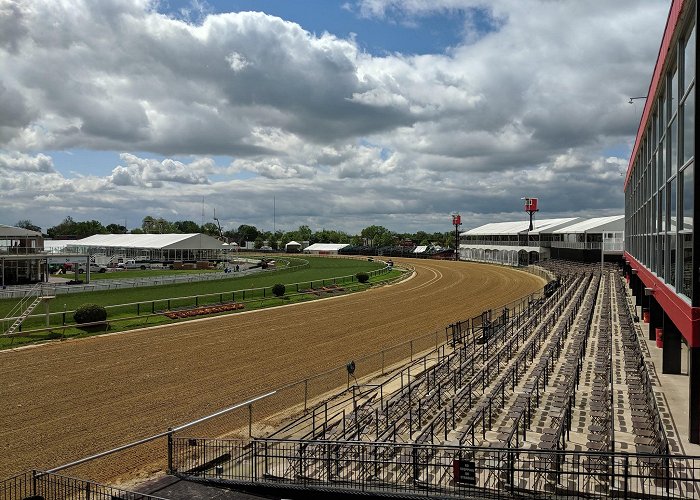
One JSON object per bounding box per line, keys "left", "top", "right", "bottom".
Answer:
{"left": 522, "top": 197, "right": 539, "bottom": 231}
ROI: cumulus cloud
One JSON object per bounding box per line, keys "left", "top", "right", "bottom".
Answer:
{"left": 107, "top": 153, "right": 213, "bottom": 187}
{"left": 0, "top": 151, "right": 55, "bottom": 172}
{"left": 0, "top": 0, "right": 669, "bottom": 232}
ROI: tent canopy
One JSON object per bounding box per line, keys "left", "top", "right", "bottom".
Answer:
{"left": 69, "top": 233, "right": 226, "bottom": 250}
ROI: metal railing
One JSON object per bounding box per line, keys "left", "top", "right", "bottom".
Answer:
{"left": 0, "top": 257, "right": 310, "bottom": 300}
{"left": 0, "top": 470, "right": 168, "bottom": 500}
{"left": 460, "top": 240, "right": 626, "bottom": 252}
{"left": 171, "top": 437, "right": 700, "bottom": 499}
{"left": 2, "top": 283, "right": 42, "bottom": 324}
{"left": 460, "top": 240, "right": 541, "bottom": 247}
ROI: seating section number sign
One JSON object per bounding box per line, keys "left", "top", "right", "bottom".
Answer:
{"left": 453, "top": 459, "right": 476, "bottom": 485}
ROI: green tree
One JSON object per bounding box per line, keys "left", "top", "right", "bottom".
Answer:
{"left": 15, "top": 220, "right": 41, "bottom": 232}
{"left": 254, "top": 237, "right": 264, "bottom": 249}
{"left": 201, "top": 222, "right": 220, "bottom": 237}
{"left": 360, "top": 225, "right": 394, "bottom": 247}
{"left": 155, "top": 217, "right": 175, "bottom": 233}
{"left": 296, "top": 225, "right": 312, "bottom": 242}
{"left": 141, "top": 216, "right": 156, "bottom": 233}
{"left": 237, "top": 224, "right": 259, "bottom": 245}
{"left": 47, "top": 217, "right": 106, "bottom": 239}
{"left": 174, "top": 220, "right": 201, "bottom": 233}
{"left": 105, "top": 224, "right": 127, "bottom": 234}
{"left": 269, "top": 230, "right": 283, "bottom": 250}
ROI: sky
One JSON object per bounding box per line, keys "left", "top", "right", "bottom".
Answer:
{"left": 0, "top": 0, "right": 668, "bottom": 234}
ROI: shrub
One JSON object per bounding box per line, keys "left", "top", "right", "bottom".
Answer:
{"left": 356, "top": 272, "right": 369, "bottom": 283}
{"left": 272, "top": 283, "right": 286, "bottom": 297}
{"left": 73, "top": 303, "right": 107, "bottom": 324}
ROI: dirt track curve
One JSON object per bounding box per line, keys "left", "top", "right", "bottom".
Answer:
{"left": 0, "top": 258, "right": 544, "bottom": 484}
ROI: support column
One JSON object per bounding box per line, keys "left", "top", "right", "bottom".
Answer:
{"left": 663, "top": 318, "right": 683, "bottom": 374}
{"left": 635, "top": 276, "right": 643, "bottom": 307}
{"left": 649, "top": 297, "right": 662, "bottom": 341}
{"left": 689, "top": 347, "right": 700, "bottom": 443}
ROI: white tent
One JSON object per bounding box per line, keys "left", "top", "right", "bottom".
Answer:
{"left": 285, "top": 240, "right": 302, "bottom": 252}
{"left": 63, "top": 233, "right": 226, "bottom": 262}
{"left": 303, "top": 243, "right": 349, "bottom": 254}
{"left": 74, "top": 233, "right": 225, "bottom": 250}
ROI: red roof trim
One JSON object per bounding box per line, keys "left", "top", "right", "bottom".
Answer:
{"left": 624, "top": 0, "right": 687, "bottom": 191}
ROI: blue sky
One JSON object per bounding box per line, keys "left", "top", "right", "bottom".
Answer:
{"left": 0, "top": 0, "right": 669, "bottom": 233}
{"left": 163, "top": 0, "right": 475, "bottom": 55}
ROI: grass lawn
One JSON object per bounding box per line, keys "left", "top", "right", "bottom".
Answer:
{"left": 76, "top": 268, "right": 221, "bottom": 280}
{"left": 1, "top": 257, "right": 403, "bottom": 348}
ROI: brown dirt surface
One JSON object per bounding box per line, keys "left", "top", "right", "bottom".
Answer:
{"left": 0, "top": 258, "right": 544, "bottom": 484}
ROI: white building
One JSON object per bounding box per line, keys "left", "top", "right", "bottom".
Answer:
{"left": 460, "top": 216, "right": 625, "bottom": 266}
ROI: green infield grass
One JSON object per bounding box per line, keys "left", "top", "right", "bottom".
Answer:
{"left": 0, "top": 256, "right": 406, "bottom": 348}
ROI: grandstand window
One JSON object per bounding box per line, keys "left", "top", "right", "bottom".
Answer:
{"left": 661, "top": 183, "right": 667, "bottom": 231}
{"left": 682, "top": 86, "right": 695, "bottom": 165}
{"left": 659, "top": 233, "right": 665, "bottom": 278}
{"left": 681, "top": 162, "right": 693, "bottom": 299}
{"left": 671, "top": 176, "right": 678, "bottom": 231}
{"left": 670, "top": 116, "right": 678, "bottom": 177}
{"left": 659, "top": 136, "right": 665, "bottom": 186}
{"left": 671, "top": 66, "right": 679, "bottom": 123}
{"left": 684, "top": 23, "right": 696, "bottom": 92}
{"left": 682, "top": 164, "right": 694, "bottom": 229}
{"left": 683, "top": 232, "right": 693, "bottom": 300}
{"left": 669, "top": 233, "right": 677, "bottom": 288}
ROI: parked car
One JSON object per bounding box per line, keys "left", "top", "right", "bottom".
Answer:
{"left": 117, "top": 260, "right": 151, "bottom": 270}
{"left": 68, "top": 263, "right": 107, "bottom": 274}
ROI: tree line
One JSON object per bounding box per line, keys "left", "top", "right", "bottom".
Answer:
{"left": 14, "top": 217, "right": 455, "bottom": 249}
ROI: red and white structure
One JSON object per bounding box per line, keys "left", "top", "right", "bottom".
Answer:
{"left": 623, "top": 0, "right": 697, "bottom": 442}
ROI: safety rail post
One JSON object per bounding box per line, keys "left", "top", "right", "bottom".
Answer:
{"left": 167, "top": 427, "right": 173, "bottom": 473}
{"left": 251, "top": 440, "right": 257, "bottom": 481}
{"left": 248, "top": 404, "right": 253, "bottom": 437}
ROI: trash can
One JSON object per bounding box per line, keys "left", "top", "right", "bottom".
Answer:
{"left": 656, "top": 328, "right": 663, "bottom": 348}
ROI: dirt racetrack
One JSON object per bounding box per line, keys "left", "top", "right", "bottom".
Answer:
{"left": 0, "top": 258, "right": 544, "bottom": 484}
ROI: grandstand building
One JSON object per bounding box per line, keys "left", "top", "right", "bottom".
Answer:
{"left": 460, "top": 216, "right": 625, "bottom": 266}
{"left": 0, "top": 224, "right": 45, "bottom": 286}
{"left": 623, "top": 0, "right": 697, "bottom": 441}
